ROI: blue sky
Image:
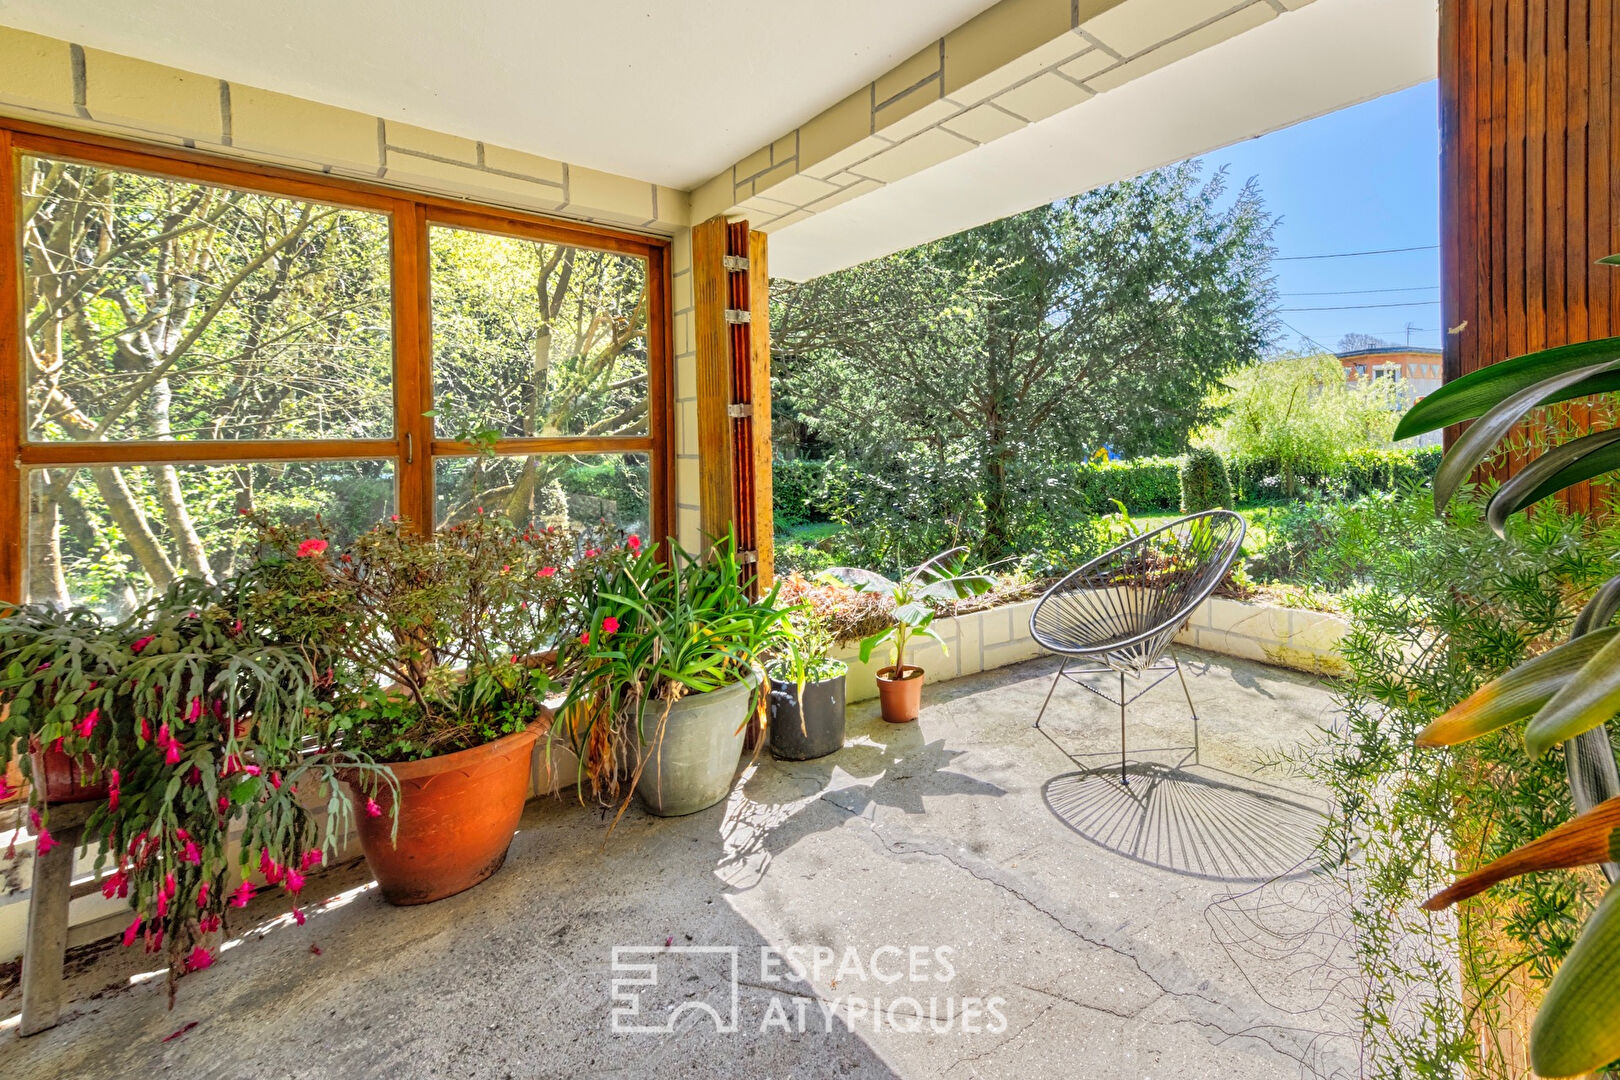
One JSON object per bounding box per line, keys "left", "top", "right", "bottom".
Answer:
{"left": 1193, "top": 80, "right": 1441, "bottom": 354}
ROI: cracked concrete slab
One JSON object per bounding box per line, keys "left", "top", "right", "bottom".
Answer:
{"left": 0, "top": 648, "right": 1355, "bottom": 1079}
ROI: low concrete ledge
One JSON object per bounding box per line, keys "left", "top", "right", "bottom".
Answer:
{"left": 830, "top": 594, "right": 1348, "bottom": 703}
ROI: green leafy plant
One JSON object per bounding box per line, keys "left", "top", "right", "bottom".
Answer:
{"left": 0, "top": 577, "right": 387, "bottom": 999}
{"left": 1178, "top": 447, "right": 1233, "bottom": 513}
{"left": 557, "top": 533, "right": 796, "bottom": 812}
{"left": 1394, "top": 280, "right": 1620, "bottom": 1077}
{"left": 824, "top": 547, "right": 993, "bottom": 676}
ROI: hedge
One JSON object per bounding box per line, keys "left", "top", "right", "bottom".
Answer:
{"left": 1231, "top": 446, "right": 1442, "bottom": 502}
{"left": 1179, "top": 448, "right": 1233, "bottom": 513}
{"left": 1069, "top": 457, "right": 1183, "bottom": 513}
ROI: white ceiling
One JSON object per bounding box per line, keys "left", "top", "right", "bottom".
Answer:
{"left": 770, "top": 0, "right": 1439, "bottom": 280}
{"left": 0, "top": 0, "right": 1000, "bottom": 189}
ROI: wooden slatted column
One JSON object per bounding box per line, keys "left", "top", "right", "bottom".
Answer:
{"left": 692, "top": 216, "right": 773, "bottom": 586}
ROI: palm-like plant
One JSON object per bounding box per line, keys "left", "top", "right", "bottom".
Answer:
{"left": 1395, "top": 267, "right": 1620, "bottom": 1078}
{"left": 824, "top": 547, "right": 994, "bottom": 675}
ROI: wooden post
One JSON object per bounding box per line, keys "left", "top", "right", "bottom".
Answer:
{"left": 748, "top": 230, "right": 774, "bottom": 587}
{"left": 18, "top": 801, "right": 94, "bottom": 1036}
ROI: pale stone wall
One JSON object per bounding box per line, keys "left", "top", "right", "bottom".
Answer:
{"left": 0, "top": 27, "right": 685, "bottom": 232}
{"left": 669, "top": 228, "right": 704, "bottom": 553}
{"left": 694, "top": 0, "right": 1314, "bottom": 233}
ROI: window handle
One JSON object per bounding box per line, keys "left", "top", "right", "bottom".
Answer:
{"left": 406, "top": 431, "right": 414, "bottom": 464}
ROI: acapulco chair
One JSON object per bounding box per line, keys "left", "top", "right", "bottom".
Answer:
{"left": 1030, "top": 509, "right": 1246, "bottom": 786}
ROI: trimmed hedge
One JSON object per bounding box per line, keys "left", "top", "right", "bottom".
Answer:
{"left": 1231, "top": 446, "right": 1442, "bottom": 502}
{"left": 1070, "top": 457, "right": 1182, "bottom": 513}
{"left": 1179, "top": 448, "right": 1232, "bottom": 513}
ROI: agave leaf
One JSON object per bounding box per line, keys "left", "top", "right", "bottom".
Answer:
{"left": 1393, "top": 337, "right": 1620, "bottom": 442}
{"left": 1432, "top": 359, "right": 1620, "bottom": 514}
{"left": 1422, "top": 796, "right": 1620, "bottom": 910}
{"left": 1529, "top": 882, "right": 1620, "bottom": 1079}
{"left": 1572, "top": 571, "right": 1620, "bottom": 638}
{"left": 1526, "top": 631, "right": 1620, "bottom": 757}
{"left": 1415, "top": 628, "right": 1617, "bottom": 747}
{"left": 1485, "top": 429, "right": 1620, "bottom": 536}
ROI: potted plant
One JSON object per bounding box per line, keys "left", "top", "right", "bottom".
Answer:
{"left": 560, "top": 534, "right": 794, "bottom": 818}
{"left": 765, "top": 611, "right": 847, "bottom": 761}
{"left": 826, "top": 548, "right": 992, "bottom": 723}
{"left": 252, "top": 512, "right": 626, "bottom": 904}
{"left": 0, "top": 577, "right": 376, "bottom": 1001}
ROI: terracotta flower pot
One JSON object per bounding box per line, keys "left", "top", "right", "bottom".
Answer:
{"left": 28, "top": 742, "right": 108, "bottom": 804}
{"left": 875, "top": 665, "right": 924, "bottom": 724}
{"left": 345, "top": 725, "right": 539, "bottom": 906}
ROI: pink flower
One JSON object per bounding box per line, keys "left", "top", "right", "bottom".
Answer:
{"left": 260, "top": 849, "right": 283, "bottom": 885}
{"left": 156, "top": 890, "right": 169, "bottom": 918}
{"left": 35, "top": 826, "right": 55, "bottom": 856}
{"left": 300, "top": 850, "right": 323, "bottom": 871}
{"left": 292, "top": 907, "right": 306, "bottom": 926}
{"left": 102, "top": 869, "right": 129, "bottom": 899}
{"left": 296, "top": 538, "right": 329, "bottom": 558}
{"left": 501, "top": 564, "right": 510, "bottom": 574}
{"left": 230, "top": 880, "right": 255, "bottom": 908}
{"left": 627, "top": 534, "right": 642, "bottom": 552}
{"left": 584, "top": 547, "right": 599, "bottom": 558}
{"left": 186, "top": 698, "right": 203, "bottom": 723}
{"left": 75, "top": 708, "right": 100, "bottom": 738}
{"left": 122, "top": 917, "right": 143, "bottom": 948}
{"left": 132, "top": 635, "right": 154, "bottom": 654}
{"left": 197, "top": 882, "right": 209, "bottom": 908}
{"left": 269, "top": 772, "right": 283, "bottom": 790}
{"left": 184, "top": 946, "right": 214, "bottom": 972}
{"left": 199, "top": 914, "right": 220, "bottom": 934}
{"left": 579, "top": 631, "right": 590, "bottom": 646}
{"left": 139, "top": 717, "right": 153, "bottom": 742}
{"left": 107, "top": 768, "right": 120, "bottom": 811}
{"left": 601, "top": 616, "right": 619, "bottom": 636}
{"left": 364, "top": 798, "right": 382, "bottom": 818}
{"left": 538, "top": 566, "right": 557, "bottom": 578}
{"left": 165, "top": 743, "right": 182, "bottom": 766}
{"left": 0, "top": 776, "right": 11, "bottom": 801}
{"left": 217, "top": 796, "right": 230, "bottom": 813}
{"left": 181, "top": 840, "right": 201, "bottom": 864}
{"left": 284, "top": 868, "right": 305, "bottom": 894}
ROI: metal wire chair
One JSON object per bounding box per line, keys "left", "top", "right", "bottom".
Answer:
{"left": 1030, "top": 509, "right": 1246, "bottom": 786}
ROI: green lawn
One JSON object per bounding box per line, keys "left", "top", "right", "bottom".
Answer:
{"left": 1127, "top": 501, "right": 1285, "bottom": 560}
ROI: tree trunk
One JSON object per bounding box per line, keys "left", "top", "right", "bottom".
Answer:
{"left": 92, "top": 468, "right": 177, "bottom": 590}
{"left": 25, "top": 471, "right": 69, "bottom": 608}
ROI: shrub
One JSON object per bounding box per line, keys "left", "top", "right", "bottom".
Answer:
{"left": 773, "top": 458, "right": 832, "bottom": 528}
{"left": 1070, "top": 457, "right": 1182, "bottom": 513}
{"left": 1178, "top": 448, "right": 1232, "bottom": 513}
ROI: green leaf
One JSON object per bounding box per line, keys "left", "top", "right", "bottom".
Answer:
{"left": 823, "top": 566, "right": 898, "bottom": 596}
{"left": 857, "top": 629, "right": 892, "bottom": 664}
{"left": 1572, "top": 571, "right": 1620, "bottom": 638}
{"left": 1485, "top": 428, "right": 1620, "bottom": 536}
{"left": 1525, "top": 630, "right": 1620, "bottom": 757}
{"left": 1530, "top": 883, "right": 1620, "bottom": 1079}
{"left": 1416, "top": 628, "right": 1618, "bottom": 746}
{"left": 1393, "top": 337, "right": 1620, "bottom": 442}
{"left": 1431, "top": 358, "right": 1620, "bottom": 513}
{"left": 1599, "top": 253, "right": 1620, "bottom": 266}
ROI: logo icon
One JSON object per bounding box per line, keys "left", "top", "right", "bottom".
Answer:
{"left": 610, "top": 946, "right": 740, "bottom": 1034}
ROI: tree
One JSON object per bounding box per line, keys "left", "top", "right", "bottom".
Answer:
{"left": 1193, "top": 352, "right": 1401, "bottom": 496}
{"left": 1337, "top": 332, "right": 1397, "bottom": 352}
{"left": 772, "top": 162, "right": 1276, "bottom": 561}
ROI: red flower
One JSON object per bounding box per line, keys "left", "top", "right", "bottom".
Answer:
{"left": 230, "top": 880, "right": 255, "bottom": 908}
{"left": 601, "top": 617, "right": 619, "bottom": 635}
{"left": 107, "top": 768, "right": 120, "bottom": 811}
{"left": 292, "top": 906, "right": 307, "bottom": 926}
{"left": 0, "top": 777, "right": 10, "bottom": 801}
{"left": 184, "top": 947, "right": 214, "bottom": 972}
{"left": 197, "top": 882, "right": 209, "bottom": 908}
{"left": 296, "top": 538, "right": 329, "bottom": 558}
{"left": 122, "top": 917, "right": 143, "bottom": 948}
{"left": 181, "top": 840, "right": 202, "bottom": 864}
{"left": 365, "top": 797, "right": 382, "bottom": 818}
{"left": 132, "top": 635, "right": 154, "bottom": 654}
{"left": 579, "top": 631, "right": 590, "bottom": 646}
{"left": 35, "top": 826, "right": 56, "bottom": 857}
{"left": 284, "top": 868, "right": 305, "bottom": 894}
{"left": 538, "top": 566, "right": 557, "bottom": 578}
{"left": 627, "top": 534, "right": 642, "bottom": 552}
{"left": 301, "top": 849, "right": 323, "bottom": 871}
{"left": 584, "top": 547, "right": 600, "bottom": 558}
{"left": 102, "top": 869, "right": 129, "bottom": 900}
{"left": 199, "top": 914, "right": 221, "bottom": 934}
{"left": 75, "top": 708, "right": 100, "bottom": 738}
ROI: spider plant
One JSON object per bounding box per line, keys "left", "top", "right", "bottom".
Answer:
{"left": 1395, "top": 255, "right": 1620, "bottom": 1079}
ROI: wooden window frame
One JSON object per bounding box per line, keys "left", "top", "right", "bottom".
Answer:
{"left": 0, "top": 120, "right": 674, "bottom": 604}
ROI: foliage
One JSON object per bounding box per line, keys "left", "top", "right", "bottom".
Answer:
{"left": 1178, "top": 448, "right": 1232, "bottom": 513}
{"left": 773, "top": 573, "right": 895, "bottom": 646}
{"left": 0, "top": 577, "right": 386, "bottom": 997}
{"left": 1195, "top": 353, "right": 1402, "bottom": 497}
{"left": 772, "top": 459, "right": 834, "bottom": 528}
{"left": 251, "top": 512, "right": 627, "bottom": 761}
{"left": 773, "top": 162, "right": 1276, "bottom": 560}
{"left": 824, "top": 548, "right": 993, "bottom": 676}
{"left": 556, "top": 535, "right": 796, "bottom": 810}
{"left": 1291, "top": 488, "right": 1620, "bottom": 1078}
{"left": 1393, "top": 323, "right": 1620, "bottom": 1078}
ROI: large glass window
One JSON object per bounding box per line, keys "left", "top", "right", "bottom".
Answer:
{"left": 5, "top": 129, "right": 670, "bottom": 614}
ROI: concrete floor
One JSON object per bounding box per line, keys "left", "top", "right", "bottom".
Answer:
{"left": 0, "top": 649, "right": 1355, "bottom": 1080}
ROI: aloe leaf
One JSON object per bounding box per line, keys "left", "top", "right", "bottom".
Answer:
{"left": 1433, "top": 359, "right": 1620, "bottom": 514}
{"left": 1422, "top": 796, "right": 1620, "bottom": 910}
{"left": 1485, "top": 429, "right": 1620, "bottom": 536}
{"left": 1526, "top": 631, "right": 1620, "bottom": 757}
{"left": 1393, "top": 337, "right": 1620, "bottom": 441}
{"left": 1416, "top": 628, "right": 1617, "bottom": 746}
{"left": 1572, "top": 572, "right": 1620, "bottom": 638}
{"left": 1530, "top": 883, "right": 1620, "bottom": 1078}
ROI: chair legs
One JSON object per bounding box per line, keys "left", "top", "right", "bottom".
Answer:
{"left": 1034, "top": 658, "right": 1067, "bottom": 730}
{"left": 1118, "top": 671, "right": 1127, "bottom": 786}
{"left": 1171, "top": 647, "right": 1200, "bottom": 766}
{"left": 1036, "top": 650, "right": 1203, "bottom": 785}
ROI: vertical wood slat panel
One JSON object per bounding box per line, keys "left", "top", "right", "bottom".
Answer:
{"left": 1444, "top": 0, "right": 1620, "bottom": 512}
{"left": 393, "top": 201, "right": 434, "bottom": 533}
{"left": 0, "top": 131, "right": 20, "bottom": 604}
{"left": 748, "top": 230, "right": 774, "bottom": 589}
{"left": 692, "top": 217, "right": 734, "bottom": 548}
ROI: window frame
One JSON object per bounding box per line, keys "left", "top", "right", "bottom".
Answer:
{"left": 0, "top": 120, "right": 674, "bottom": 604}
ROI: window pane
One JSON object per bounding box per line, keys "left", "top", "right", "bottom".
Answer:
{"left": 27, "top": 460, "right": 395, "bottom": 613}
{"left": 19, "top": 155, "right": 393, "bottom": 442}
{"left": 434, "top": 453, "right": 649, "bottom": 538}
{"left": 429, "top": 225, "right": 648, "bottom": 439}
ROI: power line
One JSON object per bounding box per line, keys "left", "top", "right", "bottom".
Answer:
{"left": 1275, "top": 244, "right": 1440, "bottom": 261}
{"left": 1279, "top": 284, "right": 1439, "bottom": 296}
{"left": 1279, "top": 300, "right": 1441, "bottom": 312}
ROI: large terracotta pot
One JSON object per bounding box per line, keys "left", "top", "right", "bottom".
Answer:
{"left": 875, "top": 665, "right": 924, "bottom": 724}
{"left": 346, "top": 725, "right": 539, "bottom": 906}
{"left": 28, "top": 742, "right": 108, "bottom": 804}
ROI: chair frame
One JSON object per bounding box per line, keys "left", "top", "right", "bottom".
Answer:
{"left": 1029, "top": 509, "right": 1246, "bottom": 786}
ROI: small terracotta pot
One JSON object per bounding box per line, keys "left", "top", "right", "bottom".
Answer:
{"left": 28, "top": 742, "right": 108, "bottom": 804}
{"left": 875, "top": 665, "right": 924, "bottom": 724}
{"left": 345, "top": 725, "right": 539, "bottom": 906}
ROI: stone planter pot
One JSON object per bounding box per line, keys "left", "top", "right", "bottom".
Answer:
{"left": 767, "top": 669, "right": 847, "bottom": 761}
{"left": 635, "top": 676, "right": 755, "bottom": 817}
{"left": 345, "top": 725, "right": 540, "bottom": 906}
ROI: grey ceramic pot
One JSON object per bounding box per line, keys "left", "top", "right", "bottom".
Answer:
{"left": 767, "top": 672, "right": 847, "bottom": 760}
{"left": 634, "top": 675, "right": 755, "bottom": 816}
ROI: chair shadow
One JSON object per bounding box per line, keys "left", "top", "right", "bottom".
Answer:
{"left": 1041, "top": 761, "right": 1328, "bottom": 884}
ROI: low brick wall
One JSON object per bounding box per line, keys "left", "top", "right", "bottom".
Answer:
{"left": 830, "top": 594, "right": 1347, "bottom": 702}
